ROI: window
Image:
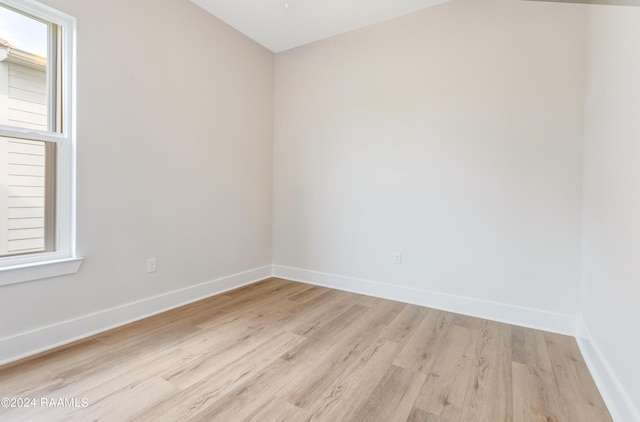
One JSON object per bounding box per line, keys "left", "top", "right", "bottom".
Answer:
{"left": 0, "top": 0, "right": 80, "bottom": 285}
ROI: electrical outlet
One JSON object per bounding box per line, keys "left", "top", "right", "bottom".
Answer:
{"left": 393, "top": 253, "right": 403, "bottom": 265}
{"left": 147, "top": 258, "right": 157, "bottom": 273}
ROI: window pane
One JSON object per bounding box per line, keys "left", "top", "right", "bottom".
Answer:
{"left": 0, "top": 0, "right": 70, "bottom": 271}
{"left": 0, "top": 136, "right": 53, "bottom": 257}
{"left": 0, "top": 4, "right": 49, "bottom": 131}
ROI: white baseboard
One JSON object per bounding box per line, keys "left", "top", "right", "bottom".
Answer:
{"left": 0, "top": 266, "right": 272, "bottom": 366}
{"left": 272, "top": 265, "right": 578, "bottom": 336}
{"left": 577, "top": 322, "right": 640, "bottom": 422}
{"left": 273, "top": 265, "right": 640, "bottom": 421}
{"left": 3, "top": 263, "right": 635, "bottom": 421}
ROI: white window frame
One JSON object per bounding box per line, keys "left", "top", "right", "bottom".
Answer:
{"left": 0, "top": 0, "right": 81, "bottom": 285}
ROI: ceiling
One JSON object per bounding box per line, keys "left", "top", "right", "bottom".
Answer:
{"left": 190, "top": 0, "right": 451, "bottom": 53}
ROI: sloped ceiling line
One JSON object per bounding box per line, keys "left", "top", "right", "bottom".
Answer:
{"left": 190, "top": 0, "right": 451, "bottom": 53}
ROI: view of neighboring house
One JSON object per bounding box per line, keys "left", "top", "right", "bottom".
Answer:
{"left": 0, "top": 37, "right": 47, "bottom": 256}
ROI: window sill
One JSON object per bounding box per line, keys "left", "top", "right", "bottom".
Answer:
{"left": 0, "top": 257, "right": 84, "bottom": 286}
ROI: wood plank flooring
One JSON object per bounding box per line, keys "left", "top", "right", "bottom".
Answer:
{"left": 0, "top": 278, "right": 612, "bottom": 421}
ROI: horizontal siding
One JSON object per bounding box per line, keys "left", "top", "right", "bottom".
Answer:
{"left": 3, "top": 138, "right": 47, "bottom": 254}
{"left": 8, "top": 227, "right": 43, "bottom": 240}
{"left": 8, "top": 109, "right": 48, "bottom": 127}
{"left": 8, "top": 151, "right": 45, "bottom": 167}
{"left": 9, "top": 87, "right": 46, "bottom": 105}
{"left": 8, "top": 217, "right": 44, "bottom": 230}
{"left": 9, "top": 64, "right": 46, "bottom": 81}
{"left": 9, "top": 98, "right": 47, "bottom": 116}
{"left": 7, "top": 237, "right": 44, "bottom": 253}
{"left": 1, "top": 62, "right": 48, "bottom": 255}
{"left": 5, "top": 120, "right": 47, "bottom": 131}
{"left": 8, "top": 174, "right": 45, "bottom": 187}
{"left": 7, "top": 140, "right": 45, "bottom": 154}
{"left": 7, "top": 63, "right": 47, "bottom": 131}
{"left": 8, "top": 186, "right": 45, "bottom": 197}
{"left": 8, "top": 63, "right": 47, "bottom": 89}
{"left": 8, "top": 76, "right": 46, "bottom": 95}
{"left": 8, "top": 197, "right": 45, "bottom": 208}
{"left": 8, "top": 207, "right": 44, "bottom": 218}
{"left": 8, "top": 163, "right": 45, "bottom": 177}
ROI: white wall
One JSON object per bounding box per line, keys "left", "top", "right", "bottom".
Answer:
{"left": 581, "top": 5, "right": 640, "bottom": 420}
{"left": 0, "top": 0, "right": 273, "bottom": 343}
{"left": 273, "top": 0, "right": 586, "bottom": 316}
{"left": 1, "top": 1, "right": 636, "bottom": 418}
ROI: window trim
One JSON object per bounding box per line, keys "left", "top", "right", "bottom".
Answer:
{"left": 0, "top": 0, "right": 81, "bottom": 284}
{"left": 0, "top": 257, "right": 82, "bottom": 286}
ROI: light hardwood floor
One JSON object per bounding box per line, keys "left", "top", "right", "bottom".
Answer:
{"left": 0, "top": 278, "right": 612, "bottom": 421}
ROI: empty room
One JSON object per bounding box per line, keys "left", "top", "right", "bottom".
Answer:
{"left": 0, "top": 0, "right": 638, "bottom": 420}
